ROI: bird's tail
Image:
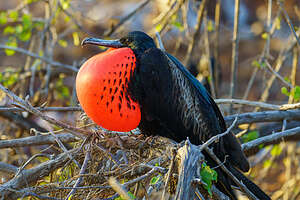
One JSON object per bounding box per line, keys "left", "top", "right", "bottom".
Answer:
{"left": 229, "top": 166, "right": 271, "bottom": 200}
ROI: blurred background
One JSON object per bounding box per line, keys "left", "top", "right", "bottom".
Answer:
{"left": 0, "top": 0, "right": 299, "bottom": 199}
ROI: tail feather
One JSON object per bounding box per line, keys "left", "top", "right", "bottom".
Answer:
{"left": 229, "top": 166, "right": 271, "bottom": 200}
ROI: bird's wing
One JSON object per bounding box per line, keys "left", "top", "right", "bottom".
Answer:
{"left": 138, "top": 47, "right": 223, "bottom": 144}
{"left": 166, "top": 53, "right": 228, "bottom": 132}
{"left": 138, "top": 47, "right": 249, "bottom": 172}
{"left": 166, "top": 51, "right": 249, "bottom": 172}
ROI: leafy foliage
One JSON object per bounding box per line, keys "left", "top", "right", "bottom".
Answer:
{"left": 200, "top": 162, "right": 218, "bottom": 196}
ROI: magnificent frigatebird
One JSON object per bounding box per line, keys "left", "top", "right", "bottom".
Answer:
{"left": 76, "top": 31, "right": 270, "bottom": 199}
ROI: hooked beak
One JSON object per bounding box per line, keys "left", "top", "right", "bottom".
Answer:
{"left": 81, "top": 37, "right": 125, "bottom": 48}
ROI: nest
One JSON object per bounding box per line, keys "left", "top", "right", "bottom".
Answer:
{"left": 40, "top": 134, "right": 180, "bottom": 199}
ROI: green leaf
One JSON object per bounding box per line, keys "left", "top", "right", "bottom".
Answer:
{"left": 275, "top": 17, "right": 281, "bottom": 30}
{"left": 34, "top": 21, "right": 45, "bottom": 30}
{"left": 155, "top": 24, "right": 163, "bottom": 32}
{"left": 270, "top": 144, "right": 282, "bottom": 157}
{"left": 3, "top": 26, "right": 15, "bottom": 35}
{"left": 18, "top": 29, "right": 31, "bottom": 41}
{"left": 72, "top": 32, "right": 80, "bottom": 46}
{"left": 261, "top": 32, "right": 269, "bottom": 40}
{"left": 9, "top": 11, "right": 18, "bottom": 22}
{"left": 207, "top": 20, "right": 214, "bottom": 32}
{"left": 15, "top": 24, "right": 23, "bottom": 34}
{"left": 263, "top": 159, "right": 272, "bottom": 168}
{"left": 60, "top": 0, "right": 70, "bottom": 10}
{"left": 292, "top": 86, "right": 300, "bottom": 101}
{"left": 0, "top": 12, "right": 7, "bottom": 25}
{"left": 150, "top": 174, "right": 161, "bottom": 185}
{"left": 281, "top": 87, "right": 290, "bottom": 96}
{"left": 114, "top": 191, "right": 136, "bottom": 200}
{"left": 173, "top": 21, "right": 184, "bottom": 31}
{"left": 5, "top": 37, "right": 17, "bottom": 56}
{"left": 200, "top": 163, "right": 217, "bottom": 196}
{"left": 251, "top": 60, "right": 261, "bottom": 68}
{"left": 58, "top": 39, "right": 68, "bottom": 48}
{"left": 64, "top": 15, "right": 71, "bottom": 23}
{"left": 242, "top": 131, "right": 259, "bottom": 143}
{"left": 2, "top": 72, "right": 18, "bottom": 87}
{"left": 22, "top": 13, "right": 32, "bottom": 30}
{"left": 284, "top": 76, "right": 291, "bottom": 83}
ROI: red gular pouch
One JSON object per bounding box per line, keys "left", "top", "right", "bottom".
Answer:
{"left": 76, "top": 48, "right": 141, "bottom": 132}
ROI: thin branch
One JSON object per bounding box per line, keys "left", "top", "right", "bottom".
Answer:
{"left": 46, "top": 126, "right": 81, "bottom": 168}
{"left": 215, "top": 98, "right": 300, "bottom": 110}
{"left": 242, "top": 126, "right": 300, "bottom": 152}
{"left": 278, "top": 0, "right": 300, "bottom": 46}
{"left": 0, "top": 84, "right": 90, "bottom": 138}
{"left": 0, "top": 148, "right": 79, "bottom": 199}
{"left": 258, "top": 29, "right": 300, "bottom": 105}
{"left": 0, "top": 106, "right": 82, "bottom": 112}
{"left": 184, "top": 0, "right": 207, "bottom": 65}
{"left": 192, "top": 178, "right": 230, "bottom": 200}
{"left": 205, "top": 147, "right": 258, "bottom": 200}
{"left": 108, "top": 177, "right": 132, "bottom": 200}
{"left": 161, "top": 148, "right": 176, "bottom": 200}
{"left": 0, "top": 45, "right": 78, "bottom": 72}
{"left": 104, "top": 0, "right": 151, "bottom": 37}
{"left": 213, "top": 0, "right": 221, "bottom": 97}
{"left": 14, "top": 153, "right": 52, "bottom": 177}
{"left": 155, "top": 32, "right": 165, "bottom": 51}
{"left": 229, "top": 0, "right": 240, "bottom": 113}
{"left": 154, "top": 0, "right": 185, "bottom": 34}
{"left": 265, "top": 60, "right": 293, "bottom": 88}
{"left": 200, "top": 117, "right": 238, "bottom": 151}
{"left": 65, "top": 144, "right": 91, "bottom": 199}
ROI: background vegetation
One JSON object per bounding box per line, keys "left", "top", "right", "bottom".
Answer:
{"left": 0, "top": 0, "right": 299, "bottom": 199}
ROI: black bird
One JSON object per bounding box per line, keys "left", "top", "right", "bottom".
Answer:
{"left": 80, "top": 31, "right": 270, "bottom": 200}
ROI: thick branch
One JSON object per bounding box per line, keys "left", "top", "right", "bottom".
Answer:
{"left": 0, "top": 133, "right": 78, "bottom": 149}
{"left": 224, "top": 109, "right": 300, "bottom": 126}
{"left": 175, "top": 140, "right": 204, "bottom": 200}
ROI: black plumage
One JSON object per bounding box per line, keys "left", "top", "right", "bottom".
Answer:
{"left": 82, "top": 31, "right": 270, "bottom": 200}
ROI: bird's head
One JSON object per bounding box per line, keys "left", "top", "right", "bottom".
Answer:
{"left": 82, "top": 31, "right": 156, "bottom": 53}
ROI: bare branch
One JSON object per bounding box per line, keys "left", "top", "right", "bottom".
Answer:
{"left": 205, "top": 147, "right": 259, "bottom": 200}
{"left": 215, "top": 98, "right": 300, "bottom": 110}
{"left": 155, "top": 32, "right": 165, "bottom": 52}
{"left": 65, "top": 144, "right": 91, "bottom": 199}
{"left": 242, "top": 126, "right": 300, "bottom": 152}
{"left": 0, "top": 162, "right": 18, "bottom": 174}
{"left": 200, "top": 117, "right": 238, "bottom": 151}
{"left": 278, "top": 0, "right": 300, "bottom": 46}
{"left": 229, "top": 0, "right": 240, "bottom": 113}
{"left": 104, "top": 0, "right": 151, "bottom": 37}
{"left": 0, "top": 45, "right": 78, "bottom": 72}
{"left": 0, "top": 83, "right": 90, "bottom": 138}
{"left": 0, "top": 148, "right": 79, "bottom": 199}
{"left": 161, "top": 148, "right": 176, "bottom": 200}
{"left": 224, "top": 109, "right": 300, "bottom": 126}
{"left": 0, "top": 133, "right": 78, "bottom": 149}
{"left": 175, "top": 139, "right": 204, "bottom": 200}
{"left": 108, "top": 177, "right": 132, "bottom": 200}
{"left": 0, "top": 106, "right": 82, "bottom": 112}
